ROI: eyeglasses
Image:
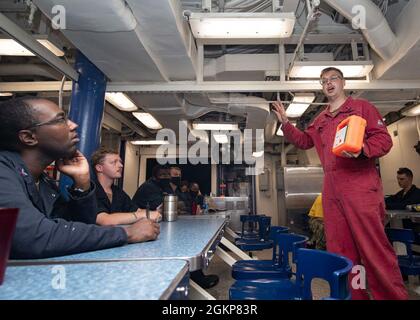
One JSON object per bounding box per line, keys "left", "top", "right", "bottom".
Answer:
{"left": 24, "top": 112, "right": 69, "bottom": 130}
{"left": 320, "top": 75, "right": 342, "bottom": 85}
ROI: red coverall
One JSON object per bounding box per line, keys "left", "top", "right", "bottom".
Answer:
{"left": 282, "top": 97, "right": 408, "bottom": 300}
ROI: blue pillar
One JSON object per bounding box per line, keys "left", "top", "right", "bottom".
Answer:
{"left": 60, "top": 51, "right": 107, "bottom": 193}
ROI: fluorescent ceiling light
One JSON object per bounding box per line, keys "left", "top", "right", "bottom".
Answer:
{"left": 105, "top": 92, "right": 138, "bottom": 112}
{"left": 192, "top": 122, "right": 239, "bottom": 131}
{"left": 402, "top": 104, "right": 420, "bottom": 117}
{"left": 213, "top": 133, "right": 229, "bottom": 144}
{"left": 286, "top": 93, "right": 316, "bottom": 118}
{"left": 188, "top": 12, "right": 295, "bottom": 39}
{"left": 190, "top": 129, "right": 210, "bottom": 144}
{"left": 130, "top": 140, "right": 169, "bottom": 145}
{"left": 289, "top": 61, "right": 374, "bottom": 78}
{"left": 252, "top": 151, "right": 264, "bottom": 158}
{"left": 276, "top": 127, "right": 284, "bottom": 136}
{"left": 0, "top": 39, "right": 64, "bottom": 56}
{"left": 132, "top": 112, "right": 162, "bottom": 130}
{"left": 0, "top": 92, "right": 13, "bottom": 97}
{"left": 276, "top": 122, "right": 296, "bottom": 136}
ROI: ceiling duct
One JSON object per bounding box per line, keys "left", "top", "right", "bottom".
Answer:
{"left": 33, "top": 0, "right": 196, "bottom": 81}
{"left": 324, "top": 0, "right": 399, "bottom": 61}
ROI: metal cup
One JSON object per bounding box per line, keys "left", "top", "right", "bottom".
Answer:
{"left": 163, "top": 195, "right": 178, "bottom": 222}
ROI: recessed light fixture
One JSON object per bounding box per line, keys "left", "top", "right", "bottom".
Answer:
{"left": 276, "top": 122, "right": 296, "bottom": 136}
{"left": 286, "top": 93, "right": 316, "bottom": 118}
{"left": 0, "top": 39, "right": 64, "bottom": 56}
{"left": 213, "top": 133, "right": 229, "bottom": 144}
{"left": 105, "top": 92, "right": 138, "bottom": 112}
{"left": 289, "top": 61, "right": 374, "bottom": 78}
{"left": 193, "top": 122, "right": 239, "bottom": 131}
{"left": 132, "top": 112, "right": 162, "bottom": 130}
{"left": 188, "top": 12, "right": 295, "bottom": 39}
{"left": 130, "top": 140, "right": 169, "bottom": 145}
{"left": 402, "top": 103, "right": 420, "bottom": 117}
{"left": 0, "top": 92, "right": 13, "bottom": 97}
{"left": 252, "top": 151, "right": 264, "bottom": 158}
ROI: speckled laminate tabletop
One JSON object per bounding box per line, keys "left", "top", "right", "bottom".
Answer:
{"left": 0, "top": 260, "right": 189, "bottom": 300}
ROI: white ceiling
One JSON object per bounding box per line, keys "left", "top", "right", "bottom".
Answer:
{"left": 3, "top": 0, "right": 420, "bottom": 139}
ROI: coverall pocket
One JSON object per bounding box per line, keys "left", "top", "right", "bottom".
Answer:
{"left": 341, "top": 170, "right": 379, "bottom": 194}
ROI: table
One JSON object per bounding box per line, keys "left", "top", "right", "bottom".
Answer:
{"left": 386, "top": 210, "right": 420, "bottom": 227}
{"left": 385, "top": 210, "right": 420, "bottom": 295}
{"left": 10, "top": 216, "right": 227, "bottom": 272}
{"left": 385, "top": 210, "right": 420, "bottom": 254}
{"left": 0, "top": 260, "right": 189, "bottom": 300}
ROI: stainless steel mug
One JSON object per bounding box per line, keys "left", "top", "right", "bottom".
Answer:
{"left": 163, "top": 194, "right": 178, "bottom": 222}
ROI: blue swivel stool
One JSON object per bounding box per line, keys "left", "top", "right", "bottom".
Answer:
{"left": 232, "top": 232, "right": 305, "bottom": 280}
{"left": 386, "top": 228, "right": 420, "bottom": 277}
{"left": 235, "top": 215, "right": 273, "bottom": 251}
{"left": 230, "top": 248, "right": 353, "bottom": 300}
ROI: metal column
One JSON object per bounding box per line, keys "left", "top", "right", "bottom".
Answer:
{"left": 60, "top": 51, "right": 107, "bottom": 193}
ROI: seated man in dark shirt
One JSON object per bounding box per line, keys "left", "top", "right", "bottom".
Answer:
{"left": 385, "top": 167, "right": 420, "bottom": 232}
{"left": 92, "top": 148, "right": 161, "bottom": 225}
{"left": 385, "top": 167, "right": 420, "bottom": 210}
{"left": 0, "top": 97, "right": 160, "bottom": 259}
{"left": 132, "top": 165, "right": 171, "bottom": 210}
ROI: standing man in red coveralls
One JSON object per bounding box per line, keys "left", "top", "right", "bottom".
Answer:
{"left": 272, "top": 67, "right": 408, "bottom": 300}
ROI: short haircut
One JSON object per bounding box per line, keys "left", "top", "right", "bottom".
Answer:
{"left": 170, "top": 166, "right": 181, "bottom": 173}
{"left": 397, "top": 167, "right": 413, "bottom": 178}
{"left": 91, "top": 148, "right": 119, "bottom": 167}
{"left": 190, "top": 182, "right": 200, "bottom": 189}
{"left": 320, "top": 67, "right": 344, "bottom": 79}
{"left": 152, "top": 164, "right": 167, "bottom": 178}
{"left": 180, "top": 180, "right": 189, "bottom": 188}
{"left": 0, "top": 97, "right": 40, "bottom": 151}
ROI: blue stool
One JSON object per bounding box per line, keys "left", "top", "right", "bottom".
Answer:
{"left": 386, "top": 228, "right": 420, "bottom": 276}
{"left": 235, "top": 215, "right": 260, "bottom": 240}
{"left": 268, "top": 226, "right": 290, "bottom": 240}
{"left": 235, "top": 215, "right": 273, "bottom": 251}
{"left": 230, "top": 248, "right": 353, "bottom": 300}
{"left": 232, "top": 232, "right": 304, "bottom": 280}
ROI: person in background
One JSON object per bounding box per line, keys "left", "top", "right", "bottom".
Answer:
{"left": 132, "top": 165, "right": 171, "bottom": 210}
{"left": 385, "top": 167, "right": 420, "bottom": 233}
{"left": 385, "top": 168, "right": 420, "bottom": 210}
{"left": 92, "top": 148, "right": 161, "bottom": 226}
{"left": 168, "top": 166, "right": 190, "bottom": 215}
{"left": 178, "top": 179, "right": 193, "bottom": 215}
{"left": 168, "top": 166, "right": 182, "bottom": 193}
{"left": 0, "top": 97, "right": 159, "bottom": 259}
{"left": 272, "top": 67, "right": 407, "bottom": 300}
{"left": 168, "top": 166, "right": 219, "bottom": 288}
{"left": 180, "top": 180, "right": 190, "bottom": 193}
{"left": 190, "top": 182, "right": 204, "bottom": 215}
{"left": 307, "top": 194, "right": 326, "bottom": 250}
